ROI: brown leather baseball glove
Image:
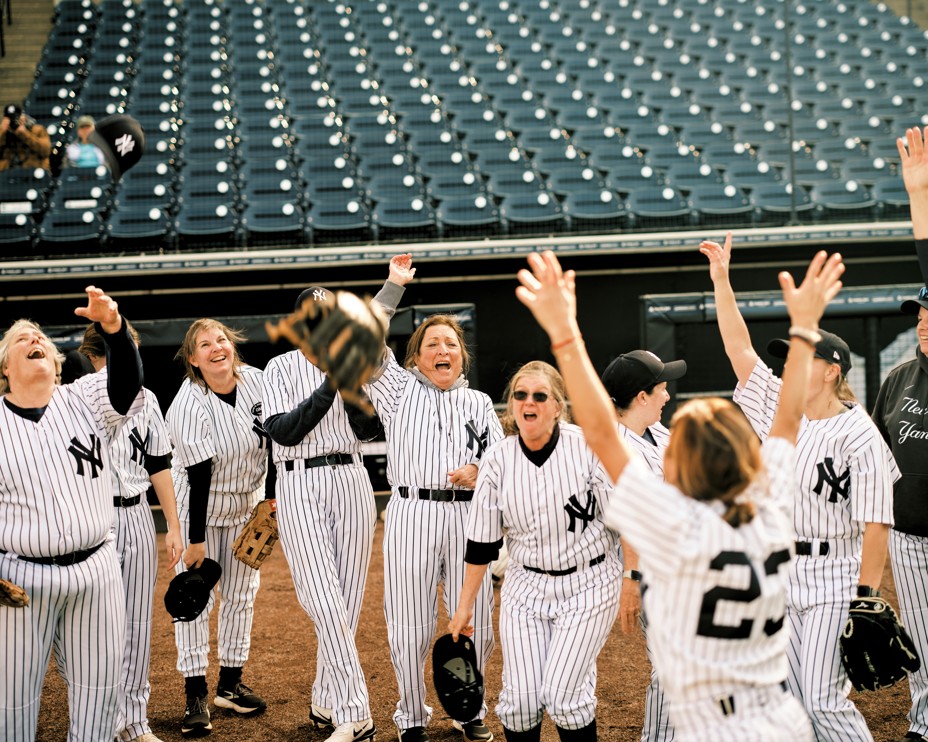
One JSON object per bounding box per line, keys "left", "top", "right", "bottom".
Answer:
{"left": 232, "top": 500, "right": 278, "bottom": 570}
{"left": 0, "top": 577, "right": 29, "bottom": 608}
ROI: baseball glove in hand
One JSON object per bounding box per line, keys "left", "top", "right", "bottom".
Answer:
{"left": 0, "top": 577, "right": 29, "bottom": 608}
{"left": 840, "top": 595, "right": 921, "bottom": 691}
{"left": 232, "top": 500, "right": 278, "bottom": 570}
{"left": 266, "top": 290, "right": 387, "bottom": 413}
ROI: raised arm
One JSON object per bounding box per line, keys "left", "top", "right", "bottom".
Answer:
{"left": 699, "top": 232, "right": 759, "bottom": 385}
{"left": 516, "top": 252, "right": 630, "bottom": 483}
{"left": 899, "top": 126, "right": 928, "bottom": 242}
{"left": 768, "top": 251, "right": 845, "bottom": 444}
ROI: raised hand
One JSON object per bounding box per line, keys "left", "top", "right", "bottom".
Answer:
{"left": 698, "top": 231, "right": 733, "bottom": 284}
{"left": 389, "top": 253, "right": 417, "bottom": 286}
{"left": 897, "top": 126, "right": 928, "bottom": 198}
{"left": 778, "top": 251, "right": 845, "bottom": 329}
{"left": 515, "top": 251, "right": 580, "bottom": 344}
{"left": 74, "top": 286, "right": 122, "bottom": 334}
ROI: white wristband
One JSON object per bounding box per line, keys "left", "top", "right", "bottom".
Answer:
{"left": 788, "top": 326, "right": 822, "bottom": 348}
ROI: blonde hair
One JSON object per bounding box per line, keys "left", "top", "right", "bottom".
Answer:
{"left": 176, "top": 318, "right": 247, "bottom": 390}
{"left": 666, "top": 397, "right": 762, "bottom": 527}
{"left": 404, "top": 314, "right": 471, "bottom": 375}
{"left": 834, "top": 374, "right": 857, "bottom": 403}
{"left": 78, "top": 321, "right": 140, "bottom": 360}
{"left": 0, "top": 320, "right": 65, "bottom": 395}
{"left": 500, "top": 360, "right": 570, "bottom": 435}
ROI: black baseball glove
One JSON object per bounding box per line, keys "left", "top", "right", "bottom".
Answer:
{"left": 266, "top": 290, "right": 387, "bottom": 413}
{"left": 840, "top": 595, "right": 921, "bottom": 692}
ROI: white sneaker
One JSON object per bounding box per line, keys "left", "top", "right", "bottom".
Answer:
{"left": 325, "top": 718, "right": 376, "bottom": 742}
{"left": 127, "top": 734, "right": 165, "bottom": 742}
{"left": 311, "top": 704, "right": 334, "bottom": 730}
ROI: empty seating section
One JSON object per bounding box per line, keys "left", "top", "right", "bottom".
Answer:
{"left": 8, "top": 0, "right": 927, "bottom": 255}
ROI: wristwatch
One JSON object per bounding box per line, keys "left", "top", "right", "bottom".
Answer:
{"left": 623, "top": 569, "right": 642, "bottom": 582}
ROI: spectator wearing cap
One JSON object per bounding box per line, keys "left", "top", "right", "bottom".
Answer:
{"left": 871, "top": 124, "right": 928, "bottom": 742}
{"left": 65, "top": 115, "right": 107, "bottom": 169}
{"left": 0, "top": 103, "right": 51, "bottom": 172}
{"left": 601, "top": 349, "right": 685, "bottom": 742}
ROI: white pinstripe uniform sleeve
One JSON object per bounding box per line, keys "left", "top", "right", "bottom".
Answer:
{"left": 167, "top": 380, "right": 217, "bottom": 468}
{"left": 146, "top": 391, "right": 171, "bottom": 458}
{"left": 467, "top": 441, "right": 505, "bottom": 545}
{"left": 732, "top": 359, "right": 780, "bottom": 442}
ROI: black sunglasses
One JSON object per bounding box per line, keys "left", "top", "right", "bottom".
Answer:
{"left": 513, "top": 390, "right": 550, "bottom": 403}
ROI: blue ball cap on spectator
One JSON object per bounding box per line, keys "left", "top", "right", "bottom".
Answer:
{"left": 901, "top": 287, "right": 928, "bottom": 316}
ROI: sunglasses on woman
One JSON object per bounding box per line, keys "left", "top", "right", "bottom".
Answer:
{"left": 513, "top": 390, "right": 550, "bottom": 403}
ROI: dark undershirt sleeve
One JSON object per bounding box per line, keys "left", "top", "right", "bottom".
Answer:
{"left": 263, "top": 445, "right": 276, "bottom": 500}
{"left": 263, "top": 376, "right": 337, "bottom": 446}
{"left": 464, "top": 538, "right": 503, "bottom": 565}
{"left": 186, "top": 459, "right": 212, "bottom": 543}
{"left": 344, "top": 401, "right": 384, "bottom": 441}
{"left": 916, "top": 239, "right": 928, "bottom": 287}
{"left": 143, "top": 452, "right": 171, "bottom": 477}
{"left": 99, "top": 318, "right": 144, "bottom": 415}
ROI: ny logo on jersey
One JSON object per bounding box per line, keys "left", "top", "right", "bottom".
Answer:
{"left": 127, "top": 426, "right": 150, "bottom": 466}
{"left": 812, "top": 457, "right": 851, "bottom": 502}
{"left": 252, "top": 419, "right": 270, "bottom": 450}
{"left": 564, "top": 490, "right": 596, "bottom": 533}
{"left": 465, "top": 420, "right": 488, "bottom": 459}
{"left": 68, "top": 434, "right": 104, "bottom": 478}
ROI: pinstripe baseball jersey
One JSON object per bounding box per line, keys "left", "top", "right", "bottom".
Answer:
{"left": 468, "top": 422, "right": 619, "bottom": 571}
{"left": 167, "top": 365, "right": 269, "bottom": 525}
{"left": 366, "top": 350, "right": 504, "bottom": 488}
{"left": 262, "top": 349, "right": 364, "bottom": 461}
{"left": 619, "top": 421, "right": 669, "bottom": 476}
{"left": 733, "top": 359, "right": 896, "bottom": 538}
{"left": 0, "top": 372, "right": 144, "bottom": 556}
{"left": 609, "top": 437, "right": 797, "bottom": 702}
{"left": 107, "top": 377, "right": 172, "bottom": 501}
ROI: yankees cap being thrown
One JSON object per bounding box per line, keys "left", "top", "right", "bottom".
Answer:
{"left": 767, "top": 330, "right": 852, "bottom": 376}
{"left": 901, "top": 286, "right": 928, "bottom": 316}
{"left": 87, "top": 114, "right": 145, "bottom": 182}
{"left": 295, "top": 286, "right": 331, "bottom": 311}
{"left": 601, "top": 350, "right": 687, "bottom": 404}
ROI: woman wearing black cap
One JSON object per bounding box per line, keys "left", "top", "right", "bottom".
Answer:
{"left": 871, "top": 124, "right": 928, "bottom": 742}
{"left": 600, "top": 349, "right": 685, "bottom": 742}
{"left": 700, "top": 233, "right": 896, "bottom": 741}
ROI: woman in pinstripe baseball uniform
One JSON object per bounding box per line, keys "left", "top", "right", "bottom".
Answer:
{"left": 365, "top": 255, "right": 504, "bottom": 742}
{"left": 79, "top": 324, "right": 183, "bottom": 742}
{"left": 0, "top": 287, "right": 145, "bottom": 742}
{"left": 261, "top": 285, "right": 387, "bottom": 742}
{"left": 872, "top": 124, "right": 928, "bottom": 742}
{"left": 601, "top": 351, "right": 685, "bottom": 742}
{"left": 449, "top": 360, "right": 621, "bottom": 741}
{"left": 166, "top": 319, "right": 275, "bottom": 738}
{"left": 517, "top": 250, "right": 843, "bottom": 741}
{"left": 702, "top": 234, "right": 897, "bottom": 741}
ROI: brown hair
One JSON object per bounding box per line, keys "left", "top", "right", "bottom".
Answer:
{"left": 78, "top": 321, "right": 141, "bottom": 360}
{"left": 403, "top": 314, "right": 471, "bottom": 375}
{"left": 175, "top": 318, "right": 247, "bottom": 390}
{"left": 666, "top": 397, "right": 762, "bottom": 527}
{"left": 500, "top": 360, "right": 570, "bottom": 435}
{"left": 834, "top": 374, "right": 857, "bottom": 404}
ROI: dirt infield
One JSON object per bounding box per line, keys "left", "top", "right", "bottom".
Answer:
{"left": 36, "top": 521, "right": 910, "bottom": 741}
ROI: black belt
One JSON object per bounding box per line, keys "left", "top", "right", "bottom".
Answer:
{"left": 114, "top": 495, "right": 142, "bottom": 508}
{"left": 397, "top": 486, "right": 474, "bottom": 502}
{"left": 795, "top": 540, "right": 830, "bottom": 556}
{"left": 0, "top": 541, "right": 103, "bottom": 567}
{"left": 523, "top": 554, "right": 606, "bottom": 577}
{"left": 718, "top": 681, "right": 788, "bottom": 717}
{"left": 283, "top": 453, "right": 354, "bottom": 471}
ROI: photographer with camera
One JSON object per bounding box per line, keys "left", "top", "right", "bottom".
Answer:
{"left": 0, "top": 104, "right": 51, "bottom": 172}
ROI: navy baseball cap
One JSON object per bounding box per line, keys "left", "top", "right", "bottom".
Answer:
{"left": 601, "top": 350, "right": 687, "bottom": 403}
{"left": 767, "top": 330, "right": 852, "bottom": 376}
{"left": 164, "top": 559, "right": 222, "bottom": 623}
{"left": 901, "top": 286, "right": 928, "bottom": 316}
{"left": 294, "top": 285, "right": 330, "bottom": 311}
{"left": 88, "top": 114, "right": 145, "bottom": 182}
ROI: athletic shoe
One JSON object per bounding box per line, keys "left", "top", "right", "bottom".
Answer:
{"left": 181, "top": 695, "right": 212, "bottom": 738}
{"left": 901, "top": 734, "right": 928, "bottom": 741}
{"left": 452, "top": 719, "right": 494, "bottom": 741}
{"left": 324, "top": 718, "right": 376, "bottom": 742}
{"left": 310, "top": 704, "right": 335, "bottom": 731}
{"left": 213, "top": 682, "right": 267, "bottom": 715}
{"left": 127, "top": 734, "right": 165, "bottom": 742}
{"left": 398, "top": 726, "right": 430, "bottom": 741}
